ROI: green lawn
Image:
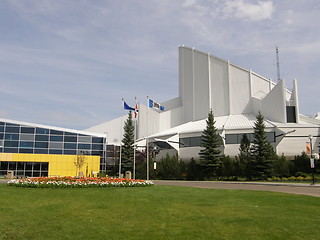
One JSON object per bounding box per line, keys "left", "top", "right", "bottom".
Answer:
{"left": 0, "top": 184, "right": 319, "bottom": 240}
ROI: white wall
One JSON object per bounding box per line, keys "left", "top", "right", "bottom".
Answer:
{"left": 229, "top": 64, "right": 251, "bottom": 114}
{"left": 209, "top": 55, "right": 230, "bottom": 116}
{"left": 194, "top": 50, "right": 210, "bottom": 121}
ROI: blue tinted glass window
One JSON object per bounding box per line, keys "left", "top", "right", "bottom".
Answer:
{"left": 92, "top": 151, "right": 103, "bottom": 156}
{"left": 36, "top": 128, "right": 49, "bottom": 134}
{"left": 64, "top": 132, "right": 77, "bottom": 136}
{"left": 92, "top": 144, "right": 103, "bottom": 150}
{"left": 0, "top": 122, "right": 4, "bottom": 126}
{"left": 4, "top": 141, "right": 18, "bottom": 147}
{"left": 78, "top": 144, "right": 90, "bottom": 150}
{"left": 5, "top": 134, "right": 19, "bottom": 141}
{"left": 6, "top": 123, "right": 19, "bottom": 127}
{"left": 50, "top": 135, "right": 63, "bottom": 142}
{"left": 64, "top": 150, "right": 76, "bottom": 155}
{"left": 21, "top": 127, "right": 35, "bottom": 134}
{"left": 5, "top": 126, "right": 20, "bottom": 133}
{"left": 35, "top": 135, "right": 49, "bottom": 141}
{"left": 35, "top": 142, "right": 48, "bottom": 148}
{"left": 0, "top": 133, "right": 3, "bottom": 139}
{"left": 34, "top": 149, "right": 48, "bottom": 154}
{"left": 92, "top": 137, "right": 103, "bottom": 143}
{"left": 19, "top": 149, "right": 33, "bottom": 153}
{"left": 0, "top": 126, "right": 4, "bottom": 132}
{"left": 20, "top": 141, "right": 34, "bottom": 148}
{"left": 49, "top": 149, "right": 63, "bottom": 154}
{"left": 4, "top": 148, "right": 18, "bottom": 153}
{"left": 64, "top": 143, "right": 77, "bottom": 149}
{"left": 50, "top": 129, "right": 63, "bottom": 135}
{"left": 64, "top": 136, "right": 77, "bottom": 142}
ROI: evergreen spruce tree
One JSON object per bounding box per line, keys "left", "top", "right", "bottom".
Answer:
{"left": 238, "top": 134, "right": 252, "bottom": 179}
{"left": 250, "top": 112, "right": 275, "bottom": 179}
{"left": 121, "top": 111, "right": 135, "bottom": 173}
{"left": 199, "top": 110, "right": 222, "bottom": 178}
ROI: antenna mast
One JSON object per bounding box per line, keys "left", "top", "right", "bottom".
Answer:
{"left": 276, "top": 46, "right": 281, "bottom": 82}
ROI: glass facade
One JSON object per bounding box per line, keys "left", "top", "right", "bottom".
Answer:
{"left": 0, "top": 120, "right": 108, "bottom": 174}
{"left": 0, "top": 161, "right": 48, "bottom": 177}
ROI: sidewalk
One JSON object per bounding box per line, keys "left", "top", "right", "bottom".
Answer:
{"left": 153, "top": 180, "right": 320, "bottom": 197}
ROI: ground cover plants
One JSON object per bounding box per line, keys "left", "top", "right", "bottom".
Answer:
{"left": 7, "top": 176, "right": 153, "bottom": 188}
{"left": 0, "top": 184, "right": 319, "bottom": 240}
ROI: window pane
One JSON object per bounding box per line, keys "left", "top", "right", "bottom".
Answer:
{"left": 4, "top": 141, "right": 18, "bottom": 147}
{"left": 92, "top": 144, "right": 103, "bottom": 150}
{"left": 0, "top": 126, "right": 4, "bottom": 132}
{"left": 92, "top": 137, "right": 103, "bottom": 143}
{"left": 50, "top": 129, "right": 63, "bottom": 135}
{"left": 0, "top": 161, "right": 8, "bottom": 170}
{"left": 49, "top": 149, "right": 63, "bottom": 154}
{"left": 190, "top": 137, "right": 201, "bottom": 147}
{"left": 41, "top": 163, "right": 48, "bottom": 171}
{"left": 78, "top": 144, "right": 90, "bottom": 150}
{"left": 19, "top": 149, "right": 33, "bottom": 153}
{"left": 20, "top": 141, "right": 34, "bottom": 148}
{"left": 33, "top": 162, "right": 40, "bottom": 171}
{"left": 64, "top": 150, "right": 76, "bottom": 155}
{"left": 20, "top": 134, "right": 34, "bottom": 141}
{"left": 64, "top": 143, "right": 77, "bottom": 149}
{"left": 6, "top": 123, "right": 19, "bottom": 127}
{"left": 17, "top": 162, "right": 25, "bottom": 170}
{"left": 266, "top": 132, "right": 275, "bottom": 143}
{"left": 36, "top": 128, "right": 49, "bottom": 134}
{"left": 4, "top": 148, "right": 18, "bottom": 153}
{"left": 64, "top": 136, "right": 77, "bottom": 142}
{"left": 5, "top": 133, "right": 19, "bottom": 141}
{"left": 92, "top": 150, "right": 103, "bottom": 156}
{"left": 50, "top": 135, "right": 63, "bottom": 142}
{"left": 35, "top": 135, "right": 49, "bottom": 141}
{"left": 225, "top": 134, "right": 238, "bottom": 144}
{"left": 78, "top": 135, "right": 91, "bottom": 143}
{"left": 35, "top": 142, "right": 48, "bottom": 148}
{"left": 9, "top": 162, "right": 16, "bottom": 170}
{"left": 179, "top": 138, "right": 190, "bottom": 148}
{"left": 34, "top": 149, "right": 48, "bottom": 154}
{"left": 64, "top": 132, "right": 77, "bottom": 136}
{"left": 49, "top": 142, "right": 63, "bottom": 149}
{"left": 21, "top": 127, "right": 35, "bottom": 134}
{"left": 5, "top": 126, "right": 20, "bottom": 133}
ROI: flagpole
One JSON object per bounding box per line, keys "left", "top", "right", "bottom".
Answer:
{"left": 146, "top": 96, "right": 149, "bottom": 181}
{"left": 119, "top": 98, "right": 123, "bottom": 178}
{"left": 133, "top": 97, "right": 137, "bottom": 180}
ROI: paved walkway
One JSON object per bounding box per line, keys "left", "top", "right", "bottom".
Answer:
{"left": 153, "top": 180, "right": 320, "bottom": 198}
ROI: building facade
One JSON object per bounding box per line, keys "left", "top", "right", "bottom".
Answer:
{"left": 0, "top": 118, "right": 107, "bottom": 178}
{"left": 87, "top": 47, "right": 320, "bottom": 160}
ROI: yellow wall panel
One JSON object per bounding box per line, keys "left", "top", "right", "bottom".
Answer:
{"left": 0, "top": 153, "right": 100, "bottom": 177}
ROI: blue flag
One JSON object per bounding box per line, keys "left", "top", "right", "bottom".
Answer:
{"left": 123, "top": 101, "right": 134, "bottom": 111}
{"left": 148, "top": 98, "right": 165, "bottom": 111}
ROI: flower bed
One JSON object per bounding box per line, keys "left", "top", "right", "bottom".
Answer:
{"left": 7, "top": 176, "right": 154, "bottom": 188}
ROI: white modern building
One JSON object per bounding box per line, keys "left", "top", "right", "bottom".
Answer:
{"left": 86, "top": 46, "right": 320, "bottom": 161}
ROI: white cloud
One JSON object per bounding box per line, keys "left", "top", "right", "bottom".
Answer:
{"left": 223, "top": 0, "right": 274, "bottom": 21}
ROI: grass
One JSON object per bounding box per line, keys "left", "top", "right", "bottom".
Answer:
{"left": 0, "top": 184, "right": 320, "bottom": 240}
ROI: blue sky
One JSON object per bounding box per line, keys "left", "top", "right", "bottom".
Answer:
{"left": 0, "top": 0, "right": 319, "bottom": 129}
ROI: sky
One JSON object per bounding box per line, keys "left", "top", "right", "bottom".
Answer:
{"left": 0, "top": 0, "right": 319, "bottom": 130}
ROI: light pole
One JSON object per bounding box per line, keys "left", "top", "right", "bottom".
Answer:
{"left": 309, "top": 135, "right": 315, "bottom": 185}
